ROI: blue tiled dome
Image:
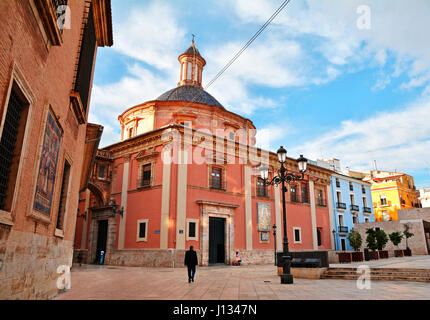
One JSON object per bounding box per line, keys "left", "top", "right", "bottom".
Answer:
{"left": 156, "top": 85, "right": 224, "bottom": 108}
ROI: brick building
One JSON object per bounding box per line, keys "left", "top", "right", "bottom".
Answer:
{"left": 0, "top": 0, "right": 113, "bottom": 299}
{"left": 74, "top": 42, "right": 335, "bottom": 268}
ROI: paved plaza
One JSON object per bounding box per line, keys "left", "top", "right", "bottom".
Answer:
{"left": 53, "top": 256, "right": 430, "bottom": 300}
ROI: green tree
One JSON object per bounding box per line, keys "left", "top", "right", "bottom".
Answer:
{"left": 375, "top": 229, "right": 389, "bottom": 250}
{"left": 389, "top": 231, "right": 404, "bottom": 248}
{"left": 403, "top": 224, "right": 414, "bottom": 250}
{"left": 365, "top": 228, "right": 378, "bottom": 251}
{"left": 347, "top": 230, "right": 362, "bottom": 251}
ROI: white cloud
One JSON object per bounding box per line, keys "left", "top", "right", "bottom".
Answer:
{"left": 90, "top": 63, "right": 175, "bottom": 147}
{"left": 290, "top": 97, "right": 430, "bottom": 176}
{"left": 113, "top": 2, "right": 186, "bottom": 71}
{"left": 231, "top": 0, "right": 430, "bottom": 94}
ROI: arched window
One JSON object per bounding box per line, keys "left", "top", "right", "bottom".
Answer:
{"left": 187, "top": 62, "right": 192, "bottom": 80}
{"left": 194, "top": 65, "right": 198, "bottom": 81}
{"left": 182, "top": 63, "right": 186, "bottom": 80}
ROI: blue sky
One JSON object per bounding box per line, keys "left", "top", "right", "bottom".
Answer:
{"left": 89, "top": 0, "right": 430, "bottom": 188}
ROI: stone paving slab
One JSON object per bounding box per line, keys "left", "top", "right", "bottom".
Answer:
{"left": 52, "top": 263, "right": 430, "bottom": 300}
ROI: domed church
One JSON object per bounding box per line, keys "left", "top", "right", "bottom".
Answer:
{"left": 74, "top": 41, "right": 334, "bottom": 267}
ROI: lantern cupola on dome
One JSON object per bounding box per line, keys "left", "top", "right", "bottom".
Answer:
{"left": 177, "top": 37, "right": 206, "bottom": 88}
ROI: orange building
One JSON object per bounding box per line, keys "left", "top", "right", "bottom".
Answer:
{"left": 74, "top": 42, "right": 334, "bottom": 267}
{"left": 364, "top": 170, "right": 421, "bottom": 221}
{"left": 0, "top": 0, "right": 113, "bottom": 299}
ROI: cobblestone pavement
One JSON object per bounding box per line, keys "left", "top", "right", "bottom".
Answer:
{"left": 53, "top": 263, "right": 430, "bottom": 300}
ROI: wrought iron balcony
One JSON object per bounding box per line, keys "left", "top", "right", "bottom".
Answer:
{"left": 338, "top": 226, "right": 349, "bottom": 233}
{"left": 336, "top": 202, "right": 347, "bottom": 210}
{"left": 350, "top": 204, "right": 359, "bottom": 211}
{"left": 363, "top": 206, "right": 372, "bottom": 213}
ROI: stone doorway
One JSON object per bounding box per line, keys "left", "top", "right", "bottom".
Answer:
{"left": 197, "top": 200, "right": 238, "bottom": 266}
{"left": 95, "top": 220, "right": 108, "bottom": 263}
{"left": 209, "top": 217, "right": 225, "bottom": 264}
{"left": 88, "top": 206, "right": 117, "bottom": 264}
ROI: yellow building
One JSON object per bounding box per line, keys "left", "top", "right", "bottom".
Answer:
{"left": 363, "top": 171, "right": 421, "bottom": 221}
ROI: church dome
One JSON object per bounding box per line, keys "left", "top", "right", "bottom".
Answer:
{"left": 156, "top": 85, "right": 224, "bottom": 109}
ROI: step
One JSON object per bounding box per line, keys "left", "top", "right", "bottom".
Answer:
{"left": 322, "top": 274, "right": 430, "bottom": 283}
{"left": 325, "top": 270, "right": 430, "bottom": 277}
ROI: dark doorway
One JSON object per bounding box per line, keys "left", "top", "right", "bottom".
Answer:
{"left": 209, "top": 217, "right": 225, "bottom": 264}
{"left": 95, "top": 220, "right": 108, "bottom": 264}
{"left": 340, "top": 238, "right": 347, "bottom": 251}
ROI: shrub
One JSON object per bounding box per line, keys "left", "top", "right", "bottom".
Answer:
{"left": 389, "top": 231, "right": 404, "bottom": 248}
{"left": 365, "top": 228, "right": 378, "bottom": 251}
{"left": 347, "top": 230, "right": 362, "bottom": 251}
{"left": 375, "top": 229, "right": 389, "bottom": 250}
{"left": 403, "top": 224, "right": 414, "bottom": 250}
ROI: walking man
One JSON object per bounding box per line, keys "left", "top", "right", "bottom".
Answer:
{"left": 184, "top": 245, "right": 198, "bottom": 283}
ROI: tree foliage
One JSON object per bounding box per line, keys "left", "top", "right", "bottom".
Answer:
{"left": 365, "top": 228, "right": 378, "bottom": 251}
{"left": 347, "top": 230, "right": 363, "bottom": 251}
{"left": 389, "top": 231, "right": 404, "bottom": 247}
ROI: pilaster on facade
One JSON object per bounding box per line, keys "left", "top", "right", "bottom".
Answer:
{"left": 175, "top": 148, "right": 188, "bottom": 250}
{"left": 244, "top": 165, "right": 253, "bottom": 250}
{"left": 309, "top": 180, "right": 318, "bottom": 250}
{"left": 118, "top": 156, "right": 130, "bottom": 250}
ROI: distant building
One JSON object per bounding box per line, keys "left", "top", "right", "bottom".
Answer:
{"left": 316, "top": 159, "right": 375, "bottom": 251}
{"left": 363, "top": 171, "right": 421, "bottom": 222}
{"left": 419, "top": 189, "right": 430, "bottom": 208}
{"left": 0, "top": 0, "right": 113, "bottom": 299}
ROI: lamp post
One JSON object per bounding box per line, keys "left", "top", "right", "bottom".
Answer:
{"left": 260, "top": 146, "right": 307, "bottom": 284}
{"left": 332, "top": 229, "right": 337, "bottom": 251}
{"left": 272, "top": 224, "right": 277, "bottom": 266}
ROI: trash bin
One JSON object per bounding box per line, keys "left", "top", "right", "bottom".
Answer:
{"left": 364, "top": 248, "right": 370, "bottom": 261}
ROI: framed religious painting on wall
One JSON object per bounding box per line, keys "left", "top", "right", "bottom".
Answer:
{"left": 33, "top": 111, "right": 62, "bottom": 216}
{"left": 257, "top": 202, "right": 271, "bottom": 232}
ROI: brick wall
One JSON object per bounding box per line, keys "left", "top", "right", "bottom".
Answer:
{"left": 0, "top": 0, "right": 97, "bottom": 299}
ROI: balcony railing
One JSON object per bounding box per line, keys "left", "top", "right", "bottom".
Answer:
{"left": 350, "top": 204, "right": 359, "bottom": 211}
{"left": 363, "top": 207, "right": 372, "bottom": 213}
{"left": 337, "top": 202, "right": 347, "bottom": 209}
{"left": 338, "top": 226, "right": 349, "bottom": 233}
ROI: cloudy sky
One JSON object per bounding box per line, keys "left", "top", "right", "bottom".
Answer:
{"left": 89, "top": 0, "right": 430, "bottom": 188}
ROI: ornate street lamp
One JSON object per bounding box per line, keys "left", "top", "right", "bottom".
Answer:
{"left": 260, "top": 146, "right": 307, "bottom": 284}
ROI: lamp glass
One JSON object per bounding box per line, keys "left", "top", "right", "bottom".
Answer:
{"left": 297, "top": 154, "right": 307, "bottom": 172}
{"left": 260, "top": 165, "right": 269, "bottom": 180}
{"left": 277, "top": 146, "right": 287, "bottom": 163}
